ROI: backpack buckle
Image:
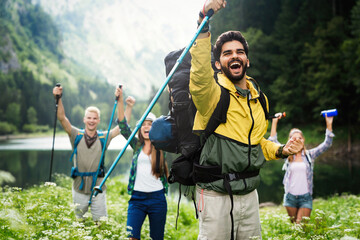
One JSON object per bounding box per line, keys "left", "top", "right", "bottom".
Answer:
{"left": 226, "top": 173, "right": 237, "bottom": 182}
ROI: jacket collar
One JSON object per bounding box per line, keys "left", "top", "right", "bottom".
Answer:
{"left": 217, "top": 73, "right": 260, "bottom": 99}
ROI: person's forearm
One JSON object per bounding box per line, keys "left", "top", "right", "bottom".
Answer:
{"left": 270, "top": 119, "right": 278, "bottom": 137}
{"left": 56, "top": 99, "right": 72, "bottom": 134}
{"left": 117, "top": 95, "right": 125, "bottom": 121}
{"left": 326, "top": 122, "right": 333, "bottom": 132}
{"left": 57, "top": 99, "right": 66, "bottom": 121}
{"left": 124, "top": 106, "right": 132, "bottom": 122}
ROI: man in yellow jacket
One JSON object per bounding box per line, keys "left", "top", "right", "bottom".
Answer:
{"left": 190, "top": 0, "right": 303, "bottom": 239}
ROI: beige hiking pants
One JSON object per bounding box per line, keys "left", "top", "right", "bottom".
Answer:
{"left": 196, "top": 187, "right": 261, "bottom": 240}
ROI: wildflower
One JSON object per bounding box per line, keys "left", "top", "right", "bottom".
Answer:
{"left": 44, "top": 182, "right": 57, "bottom": 187}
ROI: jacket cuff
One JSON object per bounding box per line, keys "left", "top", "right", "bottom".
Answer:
{"left": 325, "top": 128, "right": 335, "bottom": 138}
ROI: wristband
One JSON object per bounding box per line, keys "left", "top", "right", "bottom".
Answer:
{"left": 197, "top": 19, "right": 210, "bottom": 33}
{"left": 276, "top": 144, "right": 288, "bottom": 159}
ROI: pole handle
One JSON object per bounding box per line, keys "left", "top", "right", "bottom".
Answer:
{"left": 269, "top": 112, "right": 286, "bottom": 119}
{"left": 207, "top": 9, "right": 214, "bottom": 18}
{"left": 115, "top": 84, "right": 122, "bottom": 101}
{"left": 55, "top": 83, "right": 61, "bottom": 104}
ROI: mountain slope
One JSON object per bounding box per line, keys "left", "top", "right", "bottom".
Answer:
{"left": 33, "top": 0, "right": 202, "bottom": 99}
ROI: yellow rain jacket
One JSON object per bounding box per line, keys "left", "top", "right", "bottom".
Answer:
{"left": 189, "top": 34, "right": 280, "bottom": 194}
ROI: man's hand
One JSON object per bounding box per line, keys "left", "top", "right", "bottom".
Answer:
{"left": 126, "top": 96, "right": 136, "bottom": 107}
{"left": 204, "top": 0, "right": 227, "bottom": 15}
{"left": 53, "top": 85, "right": 63, "bottom": 98}
{"left": 283, "top": 136, "right": 304, "bottom": 156}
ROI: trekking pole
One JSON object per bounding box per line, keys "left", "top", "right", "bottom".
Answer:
{"left": 49, "top": 83, "right": 61, "bottom": 182}
{"left": 92, "top": 10, "right": 215, "bottom": 197}
{"left": 88, "top": 84, "right": 122, "bottom": 205}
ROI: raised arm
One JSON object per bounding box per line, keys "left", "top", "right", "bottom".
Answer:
{"left": 197, "top": 0, "right": 227, "bottom": 40}
{"left": 116, "top": 86, "right": 125, "bottom": 122}
{"left": 124, "top": 96, "right": 136, "bottom": 123}
{"left": 307, "top": 115, "right": 335, "bottom": 159}
{"left": 109, "top": 85, "right": 122, "bottom": 138}
{"left": 270, "top": 118, "right": 279, "bottom": 138}
{"left": 53, "top": 86, "right": 72, "bottom": 135}
{"left": 325, "top": 115, "right": 333, "bottom": 132}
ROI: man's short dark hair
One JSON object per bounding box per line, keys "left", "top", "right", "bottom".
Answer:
{"left": 213, "top": 31, "right": 249, "bottom": 61}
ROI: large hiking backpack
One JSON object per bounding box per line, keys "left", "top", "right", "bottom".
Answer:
{"left": 149, "top": 48, "right": 228, "bottom": 186}
{"left": 69, "top": 129, "right": 106, "bottom": 191}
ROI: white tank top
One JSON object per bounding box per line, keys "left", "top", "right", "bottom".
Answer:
{"left": 133, "top": 150, "right": 163, "bottom": 192}
{"left": 288, "top": 161, "right": 309, "bottom": 195}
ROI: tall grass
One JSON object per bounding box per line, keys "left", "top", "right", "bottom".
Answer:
{"left": 1, "top": 174, "right": 359, "bottom": 239}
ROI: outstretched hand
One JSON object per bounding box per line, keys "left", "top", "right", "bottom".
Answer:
{"left": 283, "top": 136, "right": 304, "bottom": 156}
{"left": 203, "top": 0, "right": 227, "bottom": 15}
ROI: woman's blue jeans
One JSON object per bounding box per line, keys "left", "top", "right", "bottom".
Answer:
{"left": 126, "top": 189, "right": 167, "bottom": 240}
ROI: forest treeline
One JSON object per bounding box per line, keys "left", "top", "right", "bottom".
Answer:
{"left": 0, "top": 0, "right": 359, "bottom": 143}
{"left": 211, "top": 0, "right": 360, "bottom": 141}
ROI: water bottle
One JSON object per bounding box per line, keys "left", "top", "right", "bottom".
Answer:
{"left": 320, "top": 109, "right": 337, "bottom": 117}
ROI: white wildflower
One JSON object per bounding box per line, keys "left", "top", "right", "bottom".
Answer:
{"left": 340, "top": 236, "right": 359, "bottom": 240}
{"left": 44, "top": 182, "right": 57, "bottom": 187}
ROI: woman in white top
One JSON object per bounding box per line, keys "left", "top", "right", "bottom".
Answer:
{"left": 269, "top": 113, "right": 334, "bottom": 223}
{"left": 116, "top": 86, "right": 168, "bottom": 240}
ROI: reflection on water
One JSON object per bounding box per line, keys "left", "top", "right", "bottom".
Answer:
{"left": 0, "top": 149, "right": 133, "bottom": 189}
{"left": 0, "top": 136, "right": 133, "bottom": 188}
{"left": 0, "top": 135, "right": 129, "bottom": 150}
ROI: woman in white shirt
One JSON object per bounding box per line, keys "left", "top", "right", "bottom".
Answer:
{"left": 116, "top": 86, "right": 168, "bottom": 240}
{"left": 269, "top": 113, "right": 334, "bottom": 223}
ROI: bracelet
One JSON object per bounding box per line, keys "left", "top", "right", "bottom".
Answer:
{"left": 197, "top": 19, "right": 210, "bottom": 33}
{"left": 276, "top": 145, "right": 288, "bottom": 159}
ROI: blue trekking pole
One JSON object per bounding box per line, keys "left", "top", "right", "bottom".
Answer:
{"left": 88, "top": 84, "right": 122, "bottom": 205}
{"left": 92, "top": 10, "right": 215, "bottom": 197}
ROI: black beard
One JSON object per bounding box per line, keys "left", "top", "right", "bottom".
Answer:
{"left": 221, "top": 62, "right": 247, "bottom": 84}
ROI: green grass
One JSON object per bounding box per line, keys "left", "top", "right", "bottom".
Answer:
{"left": 1, "top": 174, "right": 359, "bottom": 239}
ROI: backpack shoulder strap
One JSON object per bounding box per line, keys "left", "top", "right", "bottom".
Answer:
{"left": 203, "top": 85, "right": 230, "bottom": 140}
{"left": 97, "top": 130, "right": 106, "bottom": 150}
{"left": 69, "top": 129, "right": 85, "bottom": 163}
{"left": 74, "top": 129, "right": 85, "bottom": 147}
{"left": 258, "top": 91, "right": 269, "bottom": 120}
{"left": 247, "top": 77, "right": 269, "bottom": 120}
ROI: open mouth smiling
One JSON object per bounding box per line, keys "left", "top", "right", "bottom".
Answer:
{"left": 229, "top": 62, "right": 241, "bottom": 70}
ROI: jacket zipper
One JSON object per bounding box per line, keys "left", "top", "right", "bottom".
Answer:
{"left": 245, "top": 92, "right": 254, "bottom": 171}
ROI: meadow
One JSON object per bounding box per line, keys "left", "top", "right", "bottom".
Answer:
{"left": 1, "top": 174, "right": 359, "bottom": 240}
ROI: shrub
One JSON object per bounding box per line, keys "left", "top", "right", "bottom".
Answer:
{"left": 0, "top": 121, "right": 17, "bottom": 134}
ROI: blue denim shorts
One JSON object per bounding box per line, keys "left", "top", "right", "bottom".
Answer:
{"left": 283, "top": 192, "right": 312, "bottom": 209}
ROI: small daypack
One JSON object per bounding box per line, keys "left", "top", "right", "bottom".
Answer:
{"left": 69, "top": 129, "right": 106, "bottom": 191}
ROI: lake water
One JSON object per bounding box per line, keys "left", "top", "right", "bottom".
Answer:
{"left": 0, "top": 135, "right": 133, "bottom": 188}
{"left": 0, "top": 136, "right": 359, "bottom": 204}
